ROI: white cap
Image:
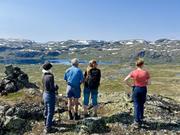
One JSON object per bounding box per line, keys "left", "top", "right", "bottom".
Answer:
{"left": 71, "top": 58, "right": 79, "bottom": 66}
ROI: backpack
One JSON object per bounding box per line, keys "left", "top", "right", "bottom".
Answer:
{"left": 87, "top": 68, "right": 100, "bottom": 89}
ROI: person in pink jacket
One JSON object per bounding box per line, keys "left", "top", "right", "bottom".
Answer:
{"left": 124, "top": 59, "right": 151, "bottom": 128}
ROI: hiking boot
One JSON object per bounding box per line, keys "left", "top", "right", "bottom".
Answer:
{"left": 68, "top": 111, "right": 74, "bottom": 120}
{"left": 43, "top": 127, "right": 51, "bottom": 134}
{"left": 140, "top": 119, "right": 146, "bottom": 127}
{"left": 74, "top": 113, "right": 80, "bottom": 120}
{"left": 130, "top": 99, "right": 134, "bottom": 103}
{"left": 132, "top": 121, "right": 141, "bottom": 129}
{"left": 93, "top": 113, "right": 98, "bottom": 117}
{"left": 84, "top": 113, "right": 90, "bottom": 118}
{"left": 44, "top": 118, "right": 46, "bottom": 126}
{"left": 52, "top": 119, "right": 56, "bottom": 126}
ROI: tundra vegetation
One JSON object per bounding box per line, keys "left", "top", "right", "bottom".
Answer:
{"left": 0, "top": 64, "right": 180, "bottom": 135}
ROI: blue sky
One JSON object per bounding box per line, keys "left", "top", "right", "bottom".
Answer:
{"left": 0, "top": 0, "right": 179, "bottom": 42}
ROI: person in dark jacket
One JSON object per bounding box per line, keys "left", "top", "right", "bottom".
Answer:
{"left": 42, "top": 62, "right": 58, "bottom": 133}
{"left": 83, "top": 60, "right": 101, "bottom": 117}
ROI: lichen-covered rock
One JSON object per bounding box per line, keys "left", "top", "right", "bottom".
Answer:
{"left": 104, "top": 112, "right": 134, "bottom": 124}
{"left": 0, "top": 105, "right": 10, "bottom": 115}
{"left": 78, "top": 117, "right": 107, "bottom": 134}
{"left": 77, "top": 125, "right": 89, "bottom": 135}
{"left": 3, "top": 116, "right": 25, "bottom": 130}
{"left": 5, "top": 107, "right": 15, "bottom": 116}
{"left": 0, "top": 65, "right": 38, "bottom": 95}
{"left": 4, "top": 82, "right": 17, "bottom": 93}
{"left": 14, "top": 103, "right": 44, "bottom": 120}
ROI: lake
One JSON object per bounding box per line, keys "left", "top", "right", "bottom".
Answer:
{"left": 0, "top": 58, "right": 116, "bottom": 65}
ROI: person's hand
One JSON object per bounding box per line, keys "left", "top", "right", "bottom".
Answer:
{"left": 54, "top": 84, "right": 59, "bottom": 91}
{"left": 55, "top": 90, "right": 58, "bottom": 95}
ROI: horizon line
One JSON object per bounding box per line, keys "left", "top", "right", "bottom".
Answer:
{"left": 0, "top": 37, "right": 178, "bottom": 43}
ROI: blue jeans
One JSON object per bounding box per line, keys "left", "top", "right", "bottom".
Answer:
{"left": 83, "top": 87, "right": 98, "bottom": 106}
{"left": 43, "top": 92, "right": 56, "bottom": 129}
{"left": 133, "top": 86, "right": 147, "bottom": 123}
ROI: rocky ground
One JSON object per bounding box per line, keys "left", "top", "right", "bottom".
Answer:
{"left": 0, "top": 89, "right": 180, "bottom": 135}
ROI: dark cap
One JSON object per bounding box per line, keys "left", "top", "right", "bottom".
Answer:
{"left": 42, "top": 62, "right": 53, "bottom": 70}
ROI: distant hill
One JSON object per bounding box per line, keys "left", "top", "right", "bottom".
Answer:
{"left": 1, "top": 38, "right": 180, "bottom": 64}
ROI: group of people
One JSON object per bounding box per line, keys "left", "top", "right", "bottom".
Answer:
{"left": 42, "top": 58, "right": 101, "bottom": 133}
{"left": 42, "top": 58, "right": 150, "bottom": 133}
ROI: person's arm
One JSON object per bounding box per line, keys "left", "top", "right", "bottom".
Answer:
{"left": 84, "top": 70, "right": 87, "bottom": 77}
{"left": 146, "top": 71, "right": 151, "bottom": 85}
{"left": 80, "top": 70, "right": 84, "bottom": 84}
{"left": 54, "top": 84, "right": 59, "bottom": 95}
{"left": 49, "top": 75, "right": 56, "bottom": 91}
{"left": 64, "top": 71, "right": 67, "bottom": 82}
{"left": 124, "top": 74, "right": 132, "bottom": 87}
{"left": 98, "top": 69, "right": 101, "bottom": 85}
{"left": 147, "top": 79, "right": 151, "bottom": 85}
{"left": 42, "top": 75, "right": 45, "bottom": 92}
{"left": 83, "top": 70, "right": 87, "bottom": 82}
{"left": 51, "top": 74, "right": 59, "bottom": 94}
{"left": 43, "top": 75, "right": 52, "bottom": 91}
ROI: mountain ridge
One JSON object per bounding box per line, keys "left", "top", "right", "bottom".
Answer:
{"left": 0, "top": 38, "right": 180, "bottom": 64}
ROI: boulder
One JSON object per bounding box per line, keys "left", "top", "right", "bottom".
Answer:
{"left": 14, "top": 103, "right": 44, "bottom": 120}
{"left": 5, "top": 107, "right": 16, "bottom": 116}
{"left": 104, "top": 112, "right": 134, "bottom": 124}
{"left": 77, "top": 125, "right": 89, "bottom": 135}
{"left": 4, "top": 65, "right": 14, "bottom": 76}
{"left": 17, "top": 73, "right": 29, "bottom": 86}
{"left": 0, "top": 65, "right": 38, "bottom": 95}
{"left": 4, "top": 82, "right": 17, "bottom": 93}
{"left": 3, "top": 116, "right": 25, "bottom": 130}
{"left": 78, "top": 117, "right": 107, "bottom": 133}
{"left": 0, "top": 105, "right": 10, "bottom": 116}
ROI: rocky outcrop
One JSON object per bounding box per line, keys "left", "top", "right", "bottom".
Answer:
{"left": 0, "top": 91, "right": 179, "bottom": 135}
{"left": 0, "top": 65, "right": 38, "bottom": 95}
{"left": 39, "top": 92, "right": 180, "bottom": 135}
{"left": 75, "top": 93, "right": 180, "bottom": 135}
{"left": 0, "top": 104, "right": 42, "bottom": 135}
{"left": 77, "top": 117, "right": 108, "bottom": 134}
{"left": 0, "top": 90, "right": 69, "bottom": 135}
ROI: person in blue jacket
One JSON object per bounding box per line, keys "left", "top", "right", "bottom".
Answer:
{"left": 64, "top": 58, "right": 84, "bottom": 120}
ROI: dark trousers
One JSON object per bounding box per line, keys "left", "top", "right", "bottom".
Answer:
{"left": 133, "top": 86, "right": 147, "bottom": 123}
{"left": 43, "top": 92, "right": 56, "bottom": 129}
